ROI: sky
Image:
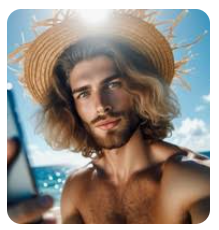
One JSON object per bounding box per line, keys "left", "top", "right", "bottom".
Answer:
{"left": 7, "top": 9, "right": 210, "bottom": 167}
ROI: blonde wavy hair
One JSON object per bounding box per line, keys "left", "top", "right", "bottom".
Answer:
{"left": 36, "top": 37, "right": 180, "bottom": 157}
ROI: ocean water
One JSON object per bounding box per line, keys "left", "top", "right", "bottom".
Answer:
{"left": 32, "top": 165, "right": 76, "bottom": 207}
{"left": 200, "top": 151, "right": 210, "bottom": 158}
{"left": 32, "top": 151, "right": 210, "bottom": 207}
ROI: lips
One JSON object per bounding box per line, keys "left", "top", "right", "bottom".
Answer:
{"left": 95, "top": 119, "right": 121, "bottom": 130}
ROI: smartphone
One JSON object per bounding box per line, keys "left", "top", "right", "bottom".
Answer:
{"left": 7, "top": 87, "right": 38, "bottom": 205}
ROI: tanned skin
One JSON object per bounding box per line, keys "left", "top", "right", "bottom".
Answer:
{"left": 61, "top": 56, "right": 210, "bottom": 224}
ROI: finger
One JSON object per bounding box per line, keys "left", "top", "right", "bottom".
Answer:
{"left": 7, "top": 138, "right": 19, "bottom": 165}
{"left": 8, "top": 195, "right": 54, "bottom": 224}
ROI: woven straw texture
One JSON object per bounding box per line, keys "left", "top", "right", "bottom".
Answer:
{"left": 10, "top": 11, "right": 176, "bottom": 104}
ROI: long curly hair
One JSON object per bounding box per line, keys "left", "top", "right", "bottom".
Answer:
{"left": 36, "top": 37, "right": 180, "bottom": 157}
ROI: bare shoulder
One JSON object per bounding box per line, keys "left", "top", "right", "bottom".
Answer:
{"left": 163, "top": 152, "right": 210, "bottom": 183}
{"left": 62, "top": 164, "right": 94, "bottom": 198}
{"left": 60, "top": 164, "right": 94, "bottom": 223}
{"left": 161, "top": 150, "right": 210, "bottom": 207}
{"left": 149, "top": 139, "right": 209, "bottom": 164}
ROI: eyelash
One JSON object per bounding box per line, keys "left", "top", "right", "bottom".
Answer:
{"left": 106, "top": 81, "right": 122, "bottom": 89}
{"left": 77, "top": 91, "right": 90, "bottom": 99}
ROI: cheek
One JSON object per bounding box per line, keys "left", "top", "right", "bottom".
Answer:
{"left": 109, "top": 90, "right": 132, "bottom": 109}
{"left": 75, "top": 101, "right": 94, "bottom": 123}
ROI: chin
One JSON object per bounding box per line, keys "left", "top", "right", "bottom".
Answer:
{"left": 101, "top": 140, "right": 127, "bottom": 150}
{"left": 95, "top": 129, "right": 135, "bottom": 150}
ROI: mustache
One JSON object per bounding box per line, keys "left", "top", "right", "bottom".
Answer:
{"left": 91, "top": 111, "right": 127, "bottom": 125}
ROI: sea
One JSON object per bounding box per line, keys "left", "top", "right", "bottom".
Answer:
{"left": 32, "top": 151, "right": 210, "bottom": 207}
{"left": 32, "top": 165, "right": 78, "bottom": 207}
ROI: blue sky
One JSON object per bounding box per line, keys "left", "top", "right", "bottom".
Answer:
{"left": 7, "top": 10, "right": 210, "bottom": 166}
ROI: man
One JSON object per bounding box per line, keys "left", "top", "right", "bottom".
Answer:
{"left": 8, "top": 10, "right": 209, "bottom": 224}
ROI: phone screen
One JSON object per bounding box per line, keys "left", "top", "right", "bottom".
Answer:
{"left": 7, "top": 87, "right": 38, "bottom": 204}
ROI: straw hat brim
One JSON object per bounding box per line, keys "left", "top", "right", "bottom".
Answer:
{"left": 24, "top": 13, "right": 174, "bottom": 104}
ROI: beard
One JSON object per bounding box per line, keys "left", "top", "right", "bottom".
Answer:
{"left": 84, "top": 109, "right": 140, "bottom": 150}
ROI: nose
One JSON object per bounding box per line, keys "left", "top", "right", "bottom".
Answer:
{"left": 94, "top": 92, "right": 112, "bottom": 115}
{"left": 97, "top": 105, "right": 112, "bottom": 115}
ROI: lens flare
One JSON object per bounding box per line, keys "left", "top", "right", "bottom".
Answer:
{"left": 77, "top": 9, "right": 111, "bottom": 25}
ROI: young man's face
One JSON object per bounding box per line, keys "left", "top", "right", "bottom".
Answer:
{"left": 69, "top": 55, "right": 140, "bottom": 150}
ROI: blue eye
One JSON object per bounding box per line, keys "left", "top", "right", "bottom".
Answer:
{"left": 107, "top": 81, "right": 122, "bottom": 89}
{"left": 77, "top": 91, "right": 89, "bottom": 99}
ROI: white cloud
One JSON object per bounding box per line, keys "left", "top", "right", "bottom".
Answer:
{"left": 202, "top": 93, "right": 210, "bottom": 103}
{"left": 195, "top": 105, "right": 205, "bottom": 112}
{"left": 167, "top": 117, "right": 210, "bottom": 152}
{"left": 27, "top": 144, "right": 90, "bottom": 167}
{"left": 194, "top": 94, "right": 210, "bottom": 113}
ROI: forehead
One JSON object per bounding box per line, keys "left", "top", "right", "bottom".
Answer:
{"left": 69, "top": 55, "right": 117, "bottom": 86}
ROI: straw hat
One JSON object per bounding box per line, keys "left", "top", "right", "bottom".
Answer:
{"left": 8, "top": 10, "right": 197, "bottom": 104}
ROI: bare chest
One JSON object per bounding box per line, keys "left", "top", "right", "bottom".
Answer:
{"left": 79, "top": 177, "right": 160, "bottom": 224}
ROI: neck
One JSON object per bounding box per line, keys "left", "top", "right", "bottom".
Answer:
{"left": 93, "top": 128, "right": 154, "bottom": 185}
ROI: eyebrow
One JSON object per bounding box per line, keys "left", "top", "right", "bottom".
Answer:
{"left": 72, "top": 74, "right": 121, "bottom": 95}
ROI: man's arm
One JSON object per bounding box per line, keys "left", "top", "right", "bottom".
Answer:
{"left": 181, "top": 152, "right": 210, "bottom": 223}
{"left": 189, "top": 196, "right": 210, "bottom": 224}
{"left": 163, "top": 154, "right": 210, "bottom": 224}
{"left": 60, "top": 171, "right": 84, "bottom": 224}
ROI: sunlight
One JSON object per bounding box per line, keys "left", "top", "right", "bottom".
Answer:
{"left": 77, "top": 9, "right": 111, "bottom": 25}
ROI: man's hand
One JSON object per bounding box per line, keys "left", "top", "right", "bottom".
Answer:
{"left": 7, "top": 139, "right": 56, "bottom": 224}
{"left": 8, "top": 195, "right": 54, "bottom": 224}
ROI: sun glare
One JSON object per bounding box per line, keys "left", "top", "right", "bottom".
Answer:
{"left": 77, "top": 9, "right": 111, "bottom": 25}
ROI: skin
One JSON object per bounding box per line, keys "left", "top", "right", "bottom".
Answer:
{"left": 7, "top": 139, "right": 55, "bottom": 224}
{"left": 60, "top": 56, "right": 210, "bottom": 224}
